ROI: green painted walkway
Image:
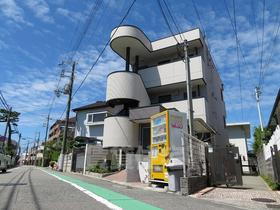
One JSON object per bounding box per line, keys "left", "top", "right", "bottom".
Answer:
{"left": 44, "top": 170, "right": 162, "bottom": 210}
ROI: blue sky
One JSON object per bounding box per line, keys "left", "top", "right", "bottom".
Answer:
{"left": 0, "top": 0, "right": 279, "bottom": 150}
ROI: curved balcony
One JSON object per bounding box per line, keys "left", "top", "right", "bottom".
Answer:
{"left": 110, "top": 25, "right": 152, "bottom": 64}
{"left": 103, "top": 116, "right": 138, "bottom": 148}
{"left": 106, "top": 71, "right": 150, "bottom": 107}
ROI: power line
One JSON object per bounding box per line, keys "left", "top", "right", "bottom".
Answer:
{"left": 258, "top": 0, "right": 266, "bottom": 87}
{"left": 72, "top": 0, "right": 137, "bottom": 97}
{"left": 46, "top": 0, "right": 105, "bottom": 122}
{"left": 232, "top": 0, "right": 244, "bottom": 119}
{"left": 259, "top": 7, "right": 280, "bottom": 89}
{"left": 191, "top": 0, "right": 220, "bottom": 72}
{"left": 250, "top": 0, "right": 261, "bottom": 66}
{"left": 156, "top": 0, "right": 180, "bottom": 44}
{"left": 57, "top": 0, "right": 137, "bottom": 121}
{"left": 162, "top": 0, "right": 184, "bottom": 41}
{"left": 0, "top": 91, "right": 9, "bottom": 110}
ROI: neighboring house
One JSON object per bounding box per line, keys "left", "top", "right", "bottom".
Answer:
{"left": 227, "top": 122, "right": 251, "bottom": 174}
{"left": 72, "top": 101, "right": 123, "bottom": 171}
{"left": 73, "top": 101, "right": 122, "bottom": 141}
{"left": 103, "top": 25, "right": 228, "bottom": 152}
{"left": 267, "top": 89, "right": 280, "bottom": 132}
{"left": 48, "top": 117, "right": 76, "bottom": 142}
{"left": 257, "top": 89, "right": 280, "bottom": 182}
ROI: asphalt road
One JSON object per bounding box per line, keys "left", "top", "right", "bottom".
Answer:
{"left": 0, "top": 166, "right": 240, "bottom": 210}
{"left": 0, "top": 166, "right": 109, "bottom": 210}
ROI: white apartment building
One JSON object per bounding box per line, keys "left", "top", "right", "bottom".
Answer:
{"left": 103, "top": 25, "right": 228, "bottom": 151}
{"left": 227, "top": 122, "right": 251, "bottom": 173}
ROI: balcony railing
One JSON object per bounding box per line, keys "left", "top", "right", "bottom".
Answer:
{"left": 161, "top": 97, "right": 209, "bottom": 124}
{"left": 138, "top": 56, "right": 206, "bottom": 88}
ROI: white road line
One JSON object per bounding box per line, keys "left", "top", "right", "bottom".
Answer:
{"left": 39, "top": 169, "right": 122, "bottom": 210}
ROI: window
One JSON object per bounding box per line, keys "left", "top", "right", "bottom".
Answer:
{"left": 87, "top": 112, "right": 106, "bottom": 123}
{"left": 158, "top": 95, "right": 171, "bottom": 103}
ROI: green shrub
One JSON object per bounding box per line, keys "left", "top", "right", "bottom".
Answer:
{"left": 88, "top": 165, "right": 109, "bottom": 174}
{"left": 261, "top": 175, "right": 280, "bottom": 190}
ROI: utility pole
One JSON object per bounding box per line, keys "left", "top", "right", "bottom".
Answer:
{"left": 59, "top": 62, "right": 75, "bottom": 172}
{"left": 183, "top": 40, "right": 194, "bottom": 173}
{"left": 17, "top": 133, "right": 21, "bottom": 156}
{"left": 34, "top": 132, "right": 40, "bottom": 166}
{"left": 4, "top": 107, "right": 12, "bottom": 149}
{"left": 42, "top": 114, "right": 51, "bottom": 167}
{"left": 24, "top": 140, "right": 29, "bottom": 165}
{"left": 255, "top": 87, "right": 264, "bottom": 131}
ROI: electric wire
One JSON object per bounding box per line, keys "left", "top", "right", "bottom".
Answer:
{"left": 190, "top": 0, "right": 220, "bottom": 72}
{"left": 233, "top": 0, "right": 244, "bottom": 120}
{"left": 162, "top": 0, "right": 184, "bottom": 41}
{"left": 259, "top": 18, "right": 280, "bottom": 89}
{"left": 48, "top": 0, "right": 104, "bottom": 122}
{"left": 57, "top": 0, "right": 137, "bottom": 121}
{"left": 258, "top": 0, "right": 266, "bottom": 87}
{"left": 0, "top": 91, "right": 9, "bottom": 110}
{"left": 223, "top": 0, "right": 255, "bottom": 87}
{"left": 156, "top": 0, "right": 180, "bottom": 44}
{"left": 250, "top": 0, "right": 261, "bottom": 66}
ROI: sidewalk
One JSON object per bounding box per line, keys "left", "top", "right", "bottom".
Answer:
{"left": 43, "top": 168, "right": 240, "bottom": 210}
{"left": 192, "top": 176, "right": 280, "bottom": 209}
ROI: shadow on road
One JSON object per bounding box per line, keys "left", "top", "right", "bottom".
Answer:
{"left": 0, "top": 183, "right": 27, "bottom": 186}
{"left": 28, "top": 168, "right": 42, "bottom": 210}
{"left": 0, "top": 170, "right": 24, "bottom": 196}
{"left": 3, "top": 168, "right": 27, "bottom": 210}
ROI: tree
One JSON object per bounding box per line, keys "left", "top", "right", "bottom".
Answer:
{"left": 253, "top": 127, "right": 264, "bottom": 154}
{"left": 253, "top": 126, "right": 273, "bottom": 154}
{"left": 0, "top": 108, "right": 20, "bottom": 156}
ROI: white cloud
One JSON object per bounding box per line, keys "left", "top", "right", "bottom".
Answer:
{"left": 24, "top": 0, "right": 54, "bottom": 23}
{"left": 0, "top": 0, "right": 32, "bottom": 25}
{"left": 56, "top": 8, "right": 83, "bottom": 23}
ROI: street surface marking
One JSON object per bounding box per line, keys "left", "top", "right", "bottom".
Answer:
{"left": 41, "top": 169, "right": 121, "bottom": 210}
{"left": 40, "top": 169, "right": 162, "bottom": 210}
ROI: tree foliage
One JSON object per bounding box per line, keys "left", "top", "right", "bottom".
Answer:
{"left": 0, "top": 109, "right": 20, "bottom": 157}
{"left": 0, "top": 109, "right": 20, "bottom": 123}
{"left": 253, "top": 126, "right": 273, "bottom": 154}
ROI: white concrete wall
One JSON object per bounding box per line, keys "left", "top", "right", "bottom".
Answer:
{"left": 139, "top": 57, "right": 205, "bottom": 88}
{"left": 151, "top": 28, "right": 201, "bottom": 50}
{"left": 227, "top": 125, "right": 249, "bottom": 173}
{"left": 161, "top": 98, "right": 208, "bottom": 123}
{"left": 103, "top": 116, "right": 139, "bottom": 148}
{"left": 106, "top": 72, "right": 151, "bottom": 107}
{"left": 263, "top": 125, "right": 280, "bottom": 160}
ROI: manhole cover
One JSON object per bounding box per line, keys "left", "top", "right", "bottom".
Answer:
{"left": 266, "top": 204, "right": 280, "bottom": 209}
{"left": 251, "top": 198, "right": 277, "bottom": 203}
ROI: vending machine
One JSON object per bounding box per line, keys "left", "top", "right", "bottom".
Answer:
{"left": 150, "top": 110, "right": 187, "bottom": 182}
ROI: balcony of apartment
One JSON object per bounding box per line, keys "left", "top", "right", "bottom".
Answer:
{"left": 161, "top": 97, "right": 210, "bottom": 125}
{"left": 106, "top": 71, "right": 150, "bottom": 107}
{"left": 138, "top": 56, "right": 207, "bottom": 89}
{"left": 110, "top": 25, "right": 203, "bottom": 74}
{"left": 103, "top": 116, "right": 138, "bottom": 148}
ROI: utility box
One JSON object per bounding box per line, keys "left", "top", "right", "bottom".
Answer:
{"left": 167, "top": 158, "right": 183, "bottom": 191}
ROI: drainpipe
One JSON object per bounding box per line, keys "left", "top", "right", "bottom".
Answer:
{"left": 125, "top": 47, "right": 130, "bottom": 71}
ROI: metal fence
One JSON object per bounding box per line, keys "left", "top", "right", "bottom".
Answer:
{"left": 183, "top": 132, "right": 207, "bottom": 176}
